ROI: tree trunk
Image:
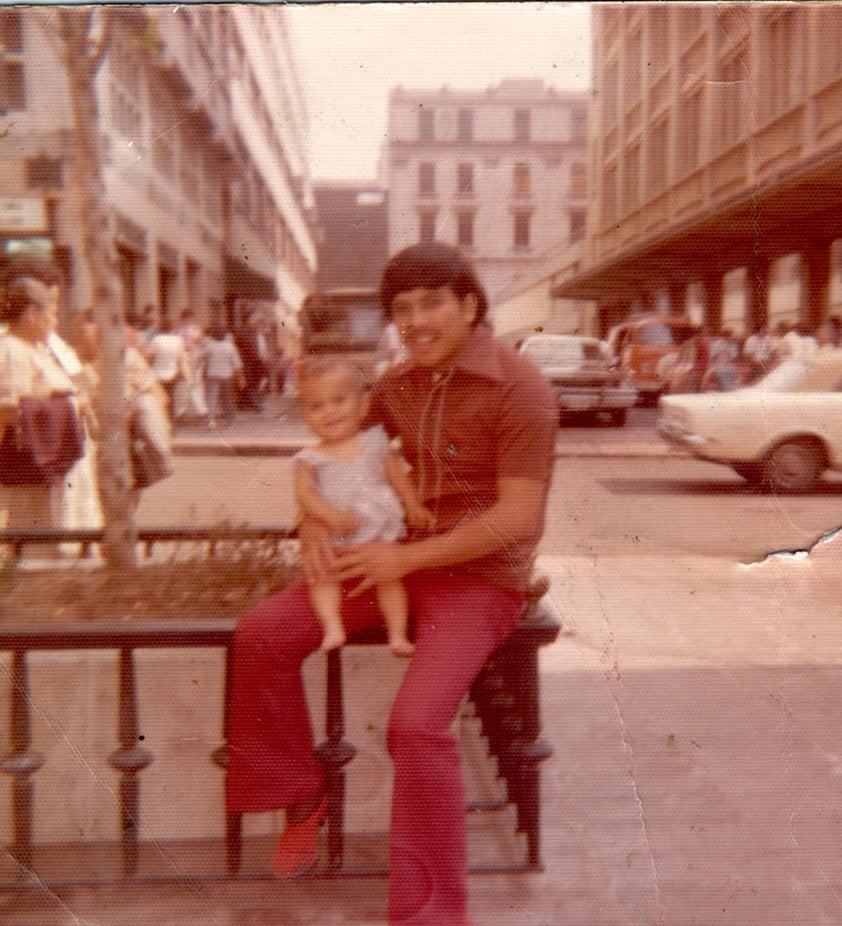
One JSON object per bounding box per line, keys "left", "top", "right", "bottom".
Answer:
{"left": 58, "top": 10, "right": 136, "bottom": 567}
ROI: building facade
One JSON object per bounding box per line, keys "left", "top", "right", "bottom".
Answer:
{"left": 0, "top": 7, "right": 316, "bottom": 348}
{"left": 555, "top": 4, "right": 842, "bottom": 337}
{"left": 384, "top": 80, "right": 588, "bottom": 312}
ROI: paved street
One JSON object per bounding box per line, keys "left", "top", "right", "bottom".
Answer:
{"left": 4, "top": 400, "right": 842, "bottom": 925}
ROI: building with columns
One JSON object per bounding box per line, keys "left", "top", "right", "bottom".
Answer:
{"left": 553, "top": 4, "right": 842, "bottom": 337}
{"left": 384, "top": 80, "right": 588, "bottom": 313}
{"left": 0, "top": 6, "right": 316, "bottom": 345}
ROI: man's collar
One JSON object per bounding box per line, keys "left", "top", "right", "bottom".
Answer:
{"left": 451, "top": 323, "right": 505, "bottom": 382}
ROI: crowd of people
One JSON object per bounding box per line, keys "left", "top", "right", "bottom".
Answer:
{"left": 0, "top": 256, "right": 291, "bottom": 549}
{"left": 130, "top": 303, "right": 290, "bottom": 429}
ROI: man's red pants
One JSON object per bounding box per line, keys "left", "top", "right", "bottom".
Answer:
{"left": 226, "top": 569, "right": 524, "bottom": 926}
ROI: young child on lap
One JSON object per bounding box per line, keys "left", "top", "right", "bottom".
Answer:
{"left": 294, "top": 357, "right": 434, "bottom": 655}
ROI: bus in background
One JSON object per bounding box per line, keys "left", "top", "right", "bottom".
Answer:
{"left": 299, "top": 288, "right": 384, "bottom": 383}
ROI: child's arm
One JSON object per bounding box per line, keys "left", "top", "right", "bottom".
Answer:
{"left": 294, "top": 461, "right": 361, "bottom": 537}
{"left": 383, "top": 449, "right": 436, "bottom": 530}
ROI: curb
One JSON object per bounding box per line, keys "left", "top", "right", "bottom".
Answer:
{"left": 171, "top": 440, "right": 682, "bottom": 459}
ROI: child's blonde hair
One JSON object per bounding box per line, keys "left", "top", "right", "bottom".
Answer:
{"left": 296, "top": 356, "right": 368, "bottom": 395}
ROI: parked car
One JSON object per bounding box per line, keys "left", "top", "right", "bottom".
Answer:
{"left": 662, "top": 334, "right": 757, "bottom": 394}
{"left": 657, "top": 348, "right": 842, "bottom": 492}
{"left": 519, "top": 333, "right": 638, "bottom": 426}
{"left": 607, "top": 316, "right": 701, "bottom": 401}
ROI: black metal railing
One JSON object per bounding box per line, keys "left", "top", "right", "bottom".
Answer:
{"left": 0, "top": 530, "right": 559, "bottom": 886}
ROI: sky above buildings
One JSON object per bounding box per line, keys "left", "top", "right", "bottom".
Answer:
{"left": 285, "top": 2, "right": 592, "bottom": 183}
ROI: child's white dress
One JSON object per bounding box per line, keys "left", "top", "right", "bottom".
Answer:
{"left": 295, "top": 424, "right": 406, "bottom": 544}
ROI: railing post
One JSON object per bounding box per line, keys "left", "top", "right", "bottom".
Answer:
{"left": 505, "top": 634, "right": 553, "bottom": 869}
{"left": 315, "top": 648, "right": 357, "bottom": 872}
{"left": 0, "top": 649, "right": 44, "bottom": 876}
{"left": 107, "top": 647, "right": 153, "bottom": 877}
{"left": 212, "top": 640, "right": 242, "bottom": 875}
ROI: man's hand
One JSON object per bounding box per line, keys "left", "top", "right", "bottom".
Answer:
{"left": 333, "top": 542, "right": 411, "bottom": 597}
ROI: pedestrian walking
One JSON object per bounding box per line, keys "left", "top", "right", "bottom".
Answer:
{"left": 202, "top": 324, "right": 244, "bottom": 428}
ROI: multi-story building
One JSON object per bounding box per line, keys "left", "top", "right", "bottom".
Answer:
{"left": 0, "top": 6, "right": 316, "bottom": 341}
{"left": 384, "top": 79, "right": 588, "bottom": 312}
{"left": 554, "top": 4, "right": 842, "bottom": 337}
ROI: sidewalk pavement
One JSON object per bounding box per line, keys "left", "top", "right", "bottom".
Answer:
{"left": 4, "top": 400, "right": 842, "bottom": 925}
{"left": 169, "top": 393, "right": 677, "bottom": 460}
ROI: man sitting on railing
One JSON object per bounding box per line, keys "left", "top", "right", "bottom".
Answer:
{"left": 225, "top": 243, "right": 557, "bottom": 926}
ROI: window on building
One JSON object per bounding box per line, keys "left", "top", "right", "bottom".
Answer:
{"left": 418, "top": 162, "right": 436, "bottom": 196}
{"left": 108, "top": 46, "right": 143, "bottom": 144}
{"left": 513, "top": 212, "right": 531, "bottom": 249}
{"left": 514, "top": 108, "right": 531, "bottom": 142}
{"left": 602, "top": 58, "right": 619, "bottom": 133}
{"left": 626, "top": 28, "right": 643, "bottom": 105}
{"left": 647, "top": 118, "right": 669, "bottom": 196}
{"left": 180, "top": 129, "right": 200, "bottom": 201}
{"left": 457, "top": 108, "right": 474, "bottom": 142}
{"left": 151, "top": 91, "right": 176, "bottom": 179}
{"left": 716, "top": 45, "right": 749, "bottom": 152}
{"left": 0, "top": 10, "right": 24, "bottom": 113}
{"left": 764, "top": 9, "right": 803, "bottom": 120}
{"left": 457, "top": 211, "right": 475, "bottom": 248}
{"left": 570, "top": 108, "right": 587, "bottom": 141}
{"left": 602, "top": 163, "right": 618, "bottom": 227}
{"left": 678, "top": 85, "right": 703, "bottom": 175}
{"left": 513, "top": 162, "right": 531, "bottom": 198}
{"left": 569, "top": 209, "right": 586, "bottom": 241}
{"left": 457, "top": 162, "right": 474, "bottom": 195}
{"left": 570, "top": 161, "right": 587, "bottom": 199}
{"left": 418, "top": 107, "right": 434, "bottom": 141}
{"left": 623, "top": 142, "right": 641, "bottom": 214}
{"left": 648, "top": 5, "right": 671, "bottom": 74}
{"left": 419, "top": 211, "right": 437, "bottom": 244}
{"left": 815, "top": 5, "right": 842, "bottom": 83}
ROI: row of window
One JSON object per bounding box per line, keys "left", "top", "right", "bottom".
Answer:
{"left": 602, "top": 6, "right": 842, "bottom": 143}
{"left": 415, "top": 161, "right": 587, "bottom": 199}
{"left": 416, "top": 209, "right": 535, "bottom": 250}
{"left": 416, "top": 208, "right": 585, "bottom": 249}
{"left": 415, "top": 105, "right": 587, "bottom": 144}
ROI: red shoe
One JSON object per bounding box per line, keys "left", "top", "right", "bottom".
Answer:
{"left": 271, "top": 795, "right": 328, "bottom": 878}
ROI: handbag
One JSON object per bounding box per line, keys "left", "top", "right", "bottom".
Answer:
{"left": 0, "top": 395, "right": 85, "bottom": 486}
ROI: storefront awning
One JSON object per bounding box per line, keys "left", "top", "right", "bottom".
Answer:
{"left": 224, "top": 256, "right": 278, "bottom": 301}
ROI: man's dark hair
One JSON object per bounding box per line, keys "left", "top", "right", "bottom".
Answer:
{"left": 0, "top": 257, "right": 61, "bottom": 322}
{"left": 379, "top": 242, "right": 489, "bottom": 324}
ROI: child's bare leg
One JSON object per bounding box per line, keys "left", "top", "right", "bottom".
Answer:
{"left": 376, "top": 580, "right": 414, "bottom": 657}
{"left": 308, "top": 582, "right": 346, "bottom": 651}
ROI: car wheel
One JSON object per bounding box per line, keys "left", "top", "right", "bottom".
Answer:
{"left": 761, "top": 438, "right": 825, "bottom": 493}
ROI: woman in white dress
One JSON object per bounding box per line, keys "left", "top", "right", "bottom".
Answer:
{"left": 0, "top": 263, "right": 98, "bottom": 549}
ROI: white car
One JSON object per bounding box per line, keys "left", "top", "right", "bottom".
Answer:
{"left": 519, "top": 334, "right": 638, "bottom": 426}
{"left": 657, "top": 349, "right": 842, "bottom": 492}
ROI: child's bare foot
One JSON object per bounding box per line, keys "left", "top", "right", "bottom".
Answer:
{"left": 321, "top": 629, "right": 346, "bottom": 651}
{"left": 389, "top": 637, "right": 415, "bottom": 657}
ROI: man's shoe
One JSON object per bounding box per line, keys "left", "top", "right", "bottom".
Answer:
{"left": 271, "top": 795, "right": 328, "bottom": 878}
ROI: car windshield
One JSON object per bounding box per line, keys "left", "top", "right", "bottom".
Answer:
{"left": 522, "top": 340, "right": 596, "bottom": 365}
{"left": 636, "top": 324, "right": 696, "bottom": 347}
